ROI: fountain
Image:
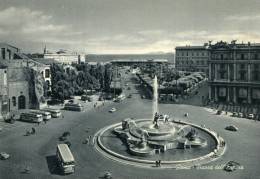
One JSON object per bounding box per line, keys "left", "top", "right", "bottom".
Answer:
{"left": 94, "top": 75, "right": 225, "bottom": 168}
{"left": 153, "top": 75, "right": 159, "bottom": 121}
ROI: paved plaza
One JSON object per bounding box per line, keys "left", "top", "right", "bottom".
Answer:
{"left": 0, "top": 75, "right": 260, "bottom": 179}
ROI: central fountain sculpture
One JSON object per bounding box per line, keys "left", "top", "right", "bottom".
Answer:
{"left": 113, "top": 75, "right": 207, "bottom": 156}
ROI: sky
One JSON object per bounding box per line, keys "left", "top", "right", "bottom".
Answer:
{"left": 0, "top": 0, "right": 260, "bottom": 54}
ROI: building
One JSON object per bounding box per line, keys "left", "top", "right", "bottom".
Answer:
{"left": 44, "top": 48, "right": 85, "bottom": 64}
{"left": 175, "top": 45, "right": 209, "bottom": 74}
{"left": 0, "top": 64, "right": 8, "bottom": 120}
{"left": 110, "top": 59, "right": 168, "bottom": 66}
{"left": 208, "top": 41, "right": 260, "bottom": 104}
{"left": 0, "top": 43, "right": 21, "bottom": 60}
{"left": 0, "top": 43, "right": 48, "bottom": 120}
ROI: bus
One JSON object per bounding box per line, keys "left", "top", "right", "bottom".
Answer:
{"left": 56, "top": 144, "right": 75, "bottom": 174}
{"left": 64, "top": 103, "right": 83, "bottom": 112}
{"left": 41, "top": 108, "right": 62, "bottom": 118}
{"left": 20, "top": 112, "right": 43, "bottom": 123}
{"left": 30, "top": 110, "right": 52, "bottom": 120}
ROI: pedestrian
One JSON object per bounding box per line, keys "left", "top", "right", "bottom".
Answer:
{"left": 155, "top": 160, "right": 158, "bottom": 167}
{"left": 88, "top": 135, "right": 92, "bottom": 140}
{"left": 44, "top": 118, "right": 47, "bottom": 124}
{"left": 31, "top": 127, "right": 36, "bottom": 134}
{"left": 83, "top": 138, "right": 89, "bottom": 144}
{"left": 159, "top": 160, "right": 161, "bottom": 167}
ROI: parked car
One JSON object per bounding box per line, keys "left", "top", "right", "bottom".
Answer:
{"left": 81, "top": 95, "right": 88, "bottom": 101}
{"left": 68, "top": 99, "right": 74, "bottom": 103}
{"left": 247, "top": 113, "right": 254, "bottom": 119}
{"left": 225, "top": 125, "right": 238, "bottom": 131}
{"left": 109, "top": 108, "right": 116, "bottom": 113}
{"left": 105, "top": 95, "right": 113, "bottom": 100}
{"left": 0, "top": 152, "right": 10, "bottom": 160}
{"left": 238, "top": 113, "right": 243, "bottom": 118}
{"left": 232, "top": 112, "right": 238, "bottom": 117}
{"left": 127, "top": 94, "right": 132, "bottom": 98}
{"left": 64, "top": 103, "right": 83, "bottom": 112}
{"left": 141, "top": 95, "right": 146, "bottom": 99}
{"left": 224, "top": 161, "right": 240, "bottom": 172}
{"left": 216, "top": 110, "right": 222, "bottom": 115}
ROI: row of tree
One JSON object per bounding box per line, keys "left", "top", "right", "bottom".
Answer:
{"left": 51, "top": 63, "right": 113, "bottom": 101}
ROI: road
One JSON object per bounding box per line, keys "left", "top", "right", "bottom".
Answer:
{"left": 0, "top": 72, "right": 260, "bottom": 179}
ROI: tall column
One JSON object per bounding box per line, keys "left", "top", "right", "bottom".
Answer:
{"left": 227, "top": 87, "right": 230, "bottom": 102}
{"left": 215, "top": 64, "right": 218, "bottom": 81}
{"left": 248, "top": 64, "right": 251, "bottom": 81}
{"left": 233, "top": 63, "right": 237, "bottom": 81}
{"left": 209, "top": 63, "right": 212, "bottom": 81}
{"left": 209, "top": 86, "right": 212, "bottom": 100}
{"left": 227, "top": 64, "right": 230, "bottom": 81}
{"left": 215, "top": 86, "right": 218, "bottom": 102}
{"left": 248, "top": 87, "right": 252, "bottom": 104}
{"left": 233, "top": 87, "right": 237, "bottom": 103}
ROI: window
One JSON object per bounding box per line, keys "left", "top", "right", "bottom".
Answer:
{"left": 7, "top": 49, "right": 11, "bottom": 59}
{"left": 12, "top": 96, "right": 16, "bottom": 106}
{"left": 241, "top": 54, "right": 244, "bottom": 60}
{"left": 45, "top": 69, "right": 50, "bottom": 78}
{"left": 220, "top": 72, "right": 225, "bottom": 79}
{"left": 240, "top": 72, "right": 246, "bottom": 80}
{"left": 1, "top": 48, "right": 5, "bottom": 59}
{"left": 220, "top": 54, "right": 224, "bottom": 60}
{"left": 220, "top": 64, "right": 225, "bottom": 69}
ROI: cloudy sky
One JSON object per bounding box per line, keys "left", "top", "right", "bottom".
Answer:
{"left": 0, "top": 0, "right": 260, "bottom": 54}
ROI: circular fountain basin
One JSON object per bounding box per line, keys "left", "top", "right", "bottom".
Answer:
{"left": 94, "top": 119, "right": 226, "bottom": 168}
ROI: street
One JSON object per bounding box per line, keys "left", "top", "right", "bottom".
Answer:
{"left": 0, "top": 74, "right": 260, "bottom": 179}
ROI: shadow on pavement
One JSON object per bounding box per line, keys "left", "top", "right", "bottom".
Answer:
{"left": 46, "top": 155, "right": 62, "bottom": 175}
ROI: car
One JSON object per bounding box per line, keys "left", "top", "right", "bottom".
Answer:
{"left": 225, "top": 125, "right": 238, "bottom": 131}
{"left": 224, "top": 161, "right": 240, "bottom": 172}
{"left": 81, "top": 95, "right": 88, "bottom": 101}
{"left": 247, "top": 113, "right": 254, "bottom": 119}
{"left": 216, "top": 110, "right": 222, "bottom": 115}
{"left": 98, "top": 96, "right": 104, "bottom": 101}
{"left": 127, "top": 87, "right": 131, "bottom": 90}
{"left": 0, "top": 152, "right": 10, "bottom": 160}
{"left": 141, "top": 95, "right": 146, "bottom": 99}
{"left": 232, "top": 112, "right": 238, "bottom": 117}
{"left": 238, "top": 113, "right": 243, "bottom": 118}
{"left": 109, "top": 108, "right": 116, "bottom": 113}
{"left": 105, "top": 95, "right": 113, "bottom": 100}
{"left": 127, "top": 94, "right": 132, "bottom": 98}
{"left": 68, "top": 99, "right": 74, "bottom": 103}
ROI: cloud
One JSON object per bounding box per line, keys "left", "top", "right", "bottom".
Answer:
{"left": 0, "top": 7, "right": 81, "bottom": 41}
{"left": 1, "top": 6, "right": 260, "bottom": 54}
